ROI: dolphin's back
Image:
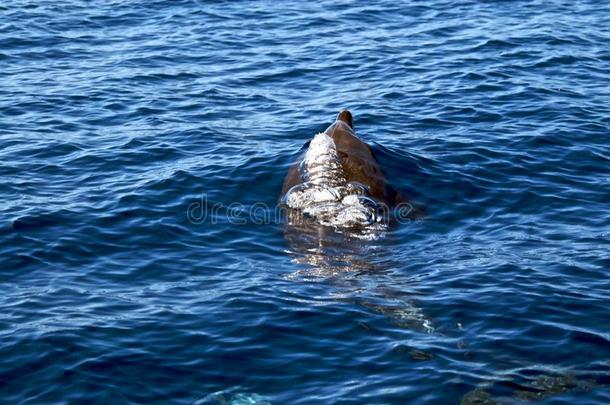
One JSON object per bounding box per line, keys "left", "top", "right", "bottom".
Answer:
{"left": 282, "top": 129, "right": 384, "bottom": 228}
{"left": 301, "top": 133, "right": 346, "bottom": 188}
{"left": 325, "top": 122, "right": 387, "bottom": 203}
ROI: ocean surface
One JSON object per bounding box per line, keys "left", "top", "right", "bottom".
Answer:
{"left": 1, "top": 0, "right": 609, "bottom": 403}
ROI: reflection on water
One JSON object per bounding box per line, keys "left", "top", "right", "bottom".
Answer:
{"left": 284, "top": 220, "right": 610, "bottom": 402}
{"left": 282, "top": 220, "right": 434, "bottom": 334}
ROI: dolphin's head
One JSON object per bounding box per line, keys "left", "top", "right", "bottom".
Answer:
{"left": 336, "top": 109, "right": 353, "bottom": 129}
{"left": 325, "top": 109, "right": 356, "bottom": 138}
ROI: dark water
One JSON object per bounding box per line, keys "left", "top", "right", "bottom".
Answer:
{"left": 2, "top": 0, "right": 610, "bottom": 403}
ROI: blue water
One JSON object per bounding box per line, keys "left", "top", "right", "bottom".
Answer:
{"left": 2, "top": 0, "right": 610, "bottom": 403}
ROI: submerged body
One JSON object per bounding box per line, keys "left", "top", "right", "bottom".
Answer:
{"left": 281, "top": 110, "right": 399, "bottom": 229}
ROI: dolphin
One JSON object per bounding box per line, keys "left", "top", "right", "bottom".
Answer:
{"left": 280, "top": 110, "right": 410, "bottom": 229}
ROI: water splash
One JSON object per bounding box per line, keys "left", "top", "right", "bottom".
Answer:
{"left": 282, "top": 133, "right": 385, "bottom": 230}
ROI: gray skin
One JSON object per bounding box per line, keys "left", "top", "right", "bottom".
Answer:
{"left": 281, "top": 110, "right": 398, "bottom": 207}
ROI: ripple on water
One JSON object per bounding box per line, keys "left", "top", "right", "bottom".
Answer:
{"left": 1, "top": 0, "right": 610, "bottom": 403}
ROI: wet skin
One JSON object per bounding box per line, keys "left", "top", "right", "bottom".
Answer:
{"left": 281, "top": 110, "right": 397, "bottom": 206}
